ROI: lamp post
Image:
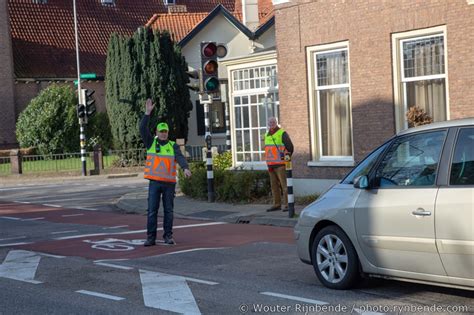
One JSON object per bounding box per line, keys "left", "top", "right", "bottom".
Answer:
{"left": 73, "top": 0, "right": 87, "bottom": 176}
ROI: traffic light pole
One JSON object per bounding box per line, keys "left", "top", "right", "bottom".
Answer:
{"left": 73, "top": 0, "right": 87, "bottom": 176}
{"left": 200, "top": 93, "right": 215, "bottom": 202}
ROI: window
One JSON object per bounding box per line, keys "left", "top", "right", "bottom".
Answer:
{"left": 342, "top": 142, "right": 389, "bottom": 184}
{"left": 231, "top": 65, "right": 278, "bottom": 163}
{"left": 393, "top": 27, "right": 448, "bottom": 131}
{"left": 450, "top": 128, "right": 474, "bottom": 185}
{"left": 307, "top": 42, "right": 353, "bottom": 164}
{"left": 375, "top": 130, "right": 446, "bottom": 187}
{"left": 163, "top": 0, "right": 176, "bottom": 5}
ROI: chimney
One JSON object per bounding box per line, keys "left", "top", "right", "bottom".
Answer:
{"left": 242, "top": 0, "right": 259, "bottom": 31}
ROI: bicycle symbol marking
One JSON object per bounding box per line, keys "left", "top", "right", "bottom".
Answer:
{"left": 83, "top": 238, "right": 145, "bottom": 251}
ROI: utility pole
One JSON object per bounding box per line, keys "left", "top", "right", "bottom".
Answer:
{"left": 73, "top": 0, "right": 87, "bottom": 176}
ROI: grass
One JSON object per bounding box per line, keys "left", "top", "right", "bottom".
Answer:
{"left": 295, "top": 193, "right": 320, "bottom": 205}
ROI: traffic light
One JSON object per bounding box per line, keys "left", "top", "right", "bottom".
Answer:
{"left": 186, "top": 69, "right": 202, "bottom": 93}
{"left": 200, "top": 42, "right": 227, "bottom": 93}
{"left": 80, "top": 88, "right": 96, "bottom": 119}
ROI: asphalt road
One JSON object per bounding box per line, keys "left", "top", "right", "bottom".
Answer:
{"left": 0, "top": 177, "right": 472, "bottom": 314}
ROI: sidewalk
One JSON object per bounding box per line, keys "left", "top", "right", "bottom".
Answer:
{"left": 116, "top": 191, "right": 304, "bottom": 228}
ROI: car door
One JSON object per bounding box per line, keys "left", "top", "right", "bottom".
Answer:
{"left": 354, "top": 130, "right": 448, "bottom": 276}
{"left": 435, "top": 127, "right": 474, "bottom": 285}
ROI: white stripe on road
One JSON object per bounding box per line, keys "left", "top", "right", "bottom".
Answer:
{"left": 61, "top": 214, "right": 84, "bottom": 217}
{"left": 0, "top": 216, "right": 21, "bottom": 220}
{"left": 55, "top": 222, "right": 227, "bottom": 240}
{"left": 140, "top": 270, "right": 201, "bottom": 314}
{"left": 72, "top": 207, "right": 97, "bottom": 211}
{"left": 182, "top": 276, "right": 219, "bottom": 286}
{"left": 94, "top": 262, "right": 134, "bottom": 270}
{"left": 38, "top": 253, "right": 65, "bottom": 259}
{"left": 0, "top": 250, "right": 42, "bottom": 284}
{"left": 14, "top": 201, "right": 31, "bottom": 204}
{"left": 158, "top": 247, "right": 228, "bottom": 257}
{"left": 42, "top": 204, "right": 62, "bottom": 208}
{"left": 0, "top": 242, "right": 33, "bottom": 247}
{"left": 76, "top": 290, "right": 125, "bottom": 301}
{"left": 22, "top": 217, "right": 45, "bottom": 221}
{"left": 0, "top": 236, "right": 27, "bottom": 241}
{"left": 260, "top": 292, "right": 328, "bottom": 305}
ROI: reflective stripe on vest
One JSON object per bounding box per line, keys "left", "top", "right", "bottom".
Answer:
{"left": 264, "top": 129, "right": 286, "bottom": 166}
{"left": 144, "top": 140, "right": 177, "bottom": 183}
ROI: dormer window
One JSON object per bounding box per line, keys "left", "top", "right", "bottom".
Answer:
{"left": 164, "top": 0, "right": 176, "bottom": 5}
{"left": 32, "top": 0, "right": 47, "bottom": 4}
{"left": 101, "top": 0, "right": 116, "bottom": 6}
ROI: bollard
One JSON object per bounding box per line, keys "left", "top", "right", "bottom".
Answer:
{"left": 285, "top": 155, "right": 295, "bottom": 218}
{"left": 10, "top": 149, "right": 22, "bottom": 175}
{"left": 91, "top": 144, "right": 102, "bottom": 175}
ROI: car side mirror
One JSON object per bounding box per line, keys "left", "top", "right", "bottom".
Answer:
{"left": 354, "top": 175, "right": 369, "bottom": 189}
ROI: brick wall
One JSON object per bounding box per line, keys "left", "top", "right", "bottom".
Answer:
{"left": 0, "top": 0, "right": 17, "bottom": 149}
{"left": 275, "top": 0, "right": 474, "bottom": 179}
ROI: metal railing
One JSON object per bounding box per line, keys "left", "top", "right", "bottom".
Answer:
{"left": 21, "top": 152, "right": 94, "bottom": 174}
{"left": 102, "top": 149, "right": 147, "bottom": 169}
{"left": 185, "top": 144, "right": 227, "bottom": 161}
{"left": 0, "top": 157, "right": 11, "bottom": 175}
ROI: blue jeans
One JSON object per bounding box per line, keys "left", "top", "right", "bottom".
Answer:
{"left": 146, "top": 180, "right": 175, "bottom": 240}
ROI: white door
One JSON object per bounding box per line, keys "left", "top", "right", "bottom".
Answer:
{"left": 436, "top": 127, "right": 474, "bottom": 284}
{"left": 355, "top": 130, "right": 447, "bottom": 276}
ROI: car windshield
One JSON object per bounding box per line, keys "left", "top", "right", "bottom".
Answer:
{"left": 342, "top": 142, "right": 390, "bottom": 184}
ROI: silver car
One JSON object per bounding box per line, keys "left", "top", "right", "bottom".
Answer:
{"left": 295, "top": 118, "right": 474, "bottom": 290}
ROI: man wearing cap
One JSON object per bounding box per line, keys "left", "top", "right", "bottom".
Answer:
{"left": 140, "top": 98, "right": 192, "bottom": 246}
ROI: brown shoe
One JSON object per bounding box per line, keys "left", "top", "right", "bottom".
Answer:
{"left": 266, "top": 206, "right": 281, "bottom": 212}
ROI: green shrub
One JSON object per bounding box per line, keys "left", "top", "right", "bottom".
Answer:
{"left": 179, "top": 164, "right": 271, "bottom": 203}
{"left": 213, "top": 151, "right": 232, "bottom": 170}
{"left": 16, "top": 84, "right": 79, "bottom": 155}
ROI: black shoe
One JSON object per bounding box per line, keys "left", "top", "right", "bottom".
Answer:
{"left": 163, "top": 237, "right": 176, "bottom": 245}
{"left": 144, "top": 239, "right": 156, "bottom": 247}
{"left": 266, "top": 206, "right": 281, "bottom": 212}
{"left": 282, "top": 207, "right": 289, "bottom": 212}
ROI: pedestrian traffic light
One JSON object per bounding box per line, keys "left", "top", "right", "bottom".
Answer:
{"left": 81, "top": 88, "right": 96, "bottom": 118}
{"left": 186, "top": 69, "right": 203, "bottom": 93}
{"left": 200, "top": 42, "right": 227, "bottom": 93}
{"left": 77, "top": 104, "right": 86, "bottom": 119}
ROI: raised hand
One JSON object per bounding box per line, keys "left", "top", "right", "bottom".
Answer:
{"left": 145, "top": 98, "right": 155, "bottom": 115}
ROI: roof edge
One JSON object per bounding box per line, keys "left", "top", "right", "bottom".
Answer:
{"left": 253, "top": 15, "right": 275, "bottom": 38}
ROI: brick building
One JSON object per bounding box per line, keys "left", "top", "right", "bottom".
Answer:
{"left": 273, "top": 0, "right": 474, "bottom": 194}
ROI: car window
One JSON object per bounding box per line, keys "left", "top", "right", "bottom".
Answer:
{"left": 374, "top": 130, "right": 446, "bottom": 187}
{"left": 342, "top": 142, "right": 389, "bottom": 184}
{"left": 450, "top": 128, "right": 474, "bottom": 186}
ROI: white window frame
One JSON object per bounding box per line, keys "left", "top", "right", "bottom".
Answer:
{"left": 226, "top": 59, "right": 278, "bottom": 170}
{"left": 392, "top": 26, "right": 450, "bottom": 132}
{"left": 306, "top": 41, "right": 354, "bottom": 167}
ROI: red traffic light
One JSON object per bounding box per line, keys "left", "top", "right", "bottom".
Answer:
{"left": 202, "top": 42, "right": 217, "bottom": 57}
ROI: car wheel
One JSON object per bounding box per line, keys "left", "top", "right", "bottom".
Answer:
{"left": 312, "top": 225, "right": 360, "bottom": 289}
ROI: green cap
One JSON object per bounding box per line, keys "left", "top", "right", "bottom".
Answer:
{"left": 157, "top": 122, "right": 169, "bottom": 131}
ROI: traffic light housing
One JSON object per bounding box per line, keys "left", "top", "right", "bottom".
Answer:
{"left": 84, "top": 89, "right": 96, "bottom": 117}
{"left": 77, "top": 88, "right": 96, "bottom": 124}
{"left": 200, "top": 42, "right": 227, "bottom": 93}
{"left": 186, "top": 69, "right": 203, "bottom": 93}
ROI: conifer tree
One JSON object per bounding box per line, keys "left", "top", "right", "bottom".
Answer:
{"left": 105, "top": 28, "right": 192, "bottom": 150}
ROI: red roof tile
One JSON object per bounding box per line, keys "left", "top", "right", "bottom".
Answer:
{"left": 8, "top": 0, "right": 273, "bottom": 78}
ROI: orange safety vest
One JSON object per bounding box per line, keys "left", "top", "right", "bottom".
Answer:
{"left": 264, "top": 129, "right": 286, "bottom": 166}
{"left": 144, "top": 139, "right": 177, "bottom": 183}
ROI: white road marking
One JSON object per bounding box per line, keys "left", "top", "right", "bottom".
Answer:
{"left": 158, "top": 247, "right": 228, "bottom": 256}
{"left": 102, "top": 225, "right": 128, "bottom": 229}
{"left": 140, "top": 269, "right": 201, "bottom": 314}
{"left": 73, "top": 207, "right": 97, "bottom": 211}
{"left": 0, "top": 242, "right": 33, "bottom": 247}
{"left": 61, "top": 214, "right": 84, "bottom": 217}
{"left": 182, "top": 276, "right": 219, "bottom": 286}
{"left": 14, "top": 201, "right": 31, "bottom": 204}
{"left": 260, "top": 292, "right": 328, "bottom": 305}
{"left": 0, "top": 216, "right": 21, "bottom": 220}
{"left": 22, "top": 217, "right": 45, "bottom": 221}
{"left": 94, "top": 262, "right": 134, "bottom": 270}
{"left": 0, "top": 250, "right": 42, "bottom": 284}
{"left": 76, "top": 290, "right": 124, "bottom": 301}
{"left": 0, "top": 236, "right": 27, "bottom": 241}
{"left": 50, "top": 230, "right": 79, "bottom": 235}
{"left": 38, "top": 253, "right": 65, "bottom": 259}
{"left": 56, "top": 222, "right": 227, "bottom": 240}
{"left": 42, "top": 204, "right": 62, "bottom": 208}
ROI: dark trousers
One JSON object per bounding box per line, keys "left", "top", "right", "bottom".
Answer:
{"left": 146, "top": 180, "right": 175, "bottom": 240}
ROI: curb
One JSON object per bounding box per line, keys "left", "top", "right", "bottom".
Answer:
{"left": 107, "top": 173, "right": 139, "bottom": 179}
